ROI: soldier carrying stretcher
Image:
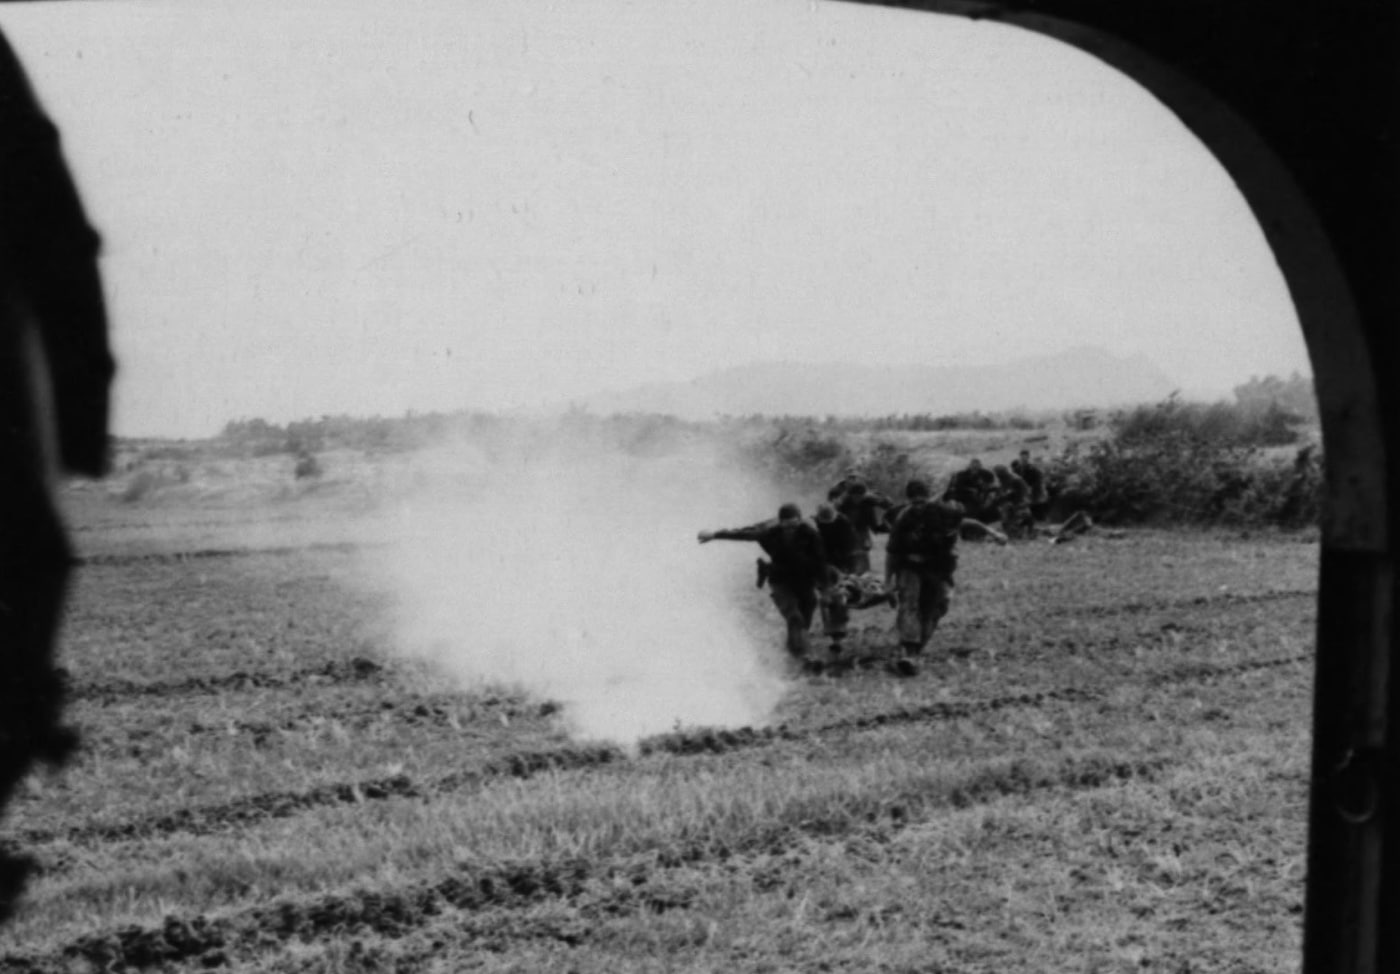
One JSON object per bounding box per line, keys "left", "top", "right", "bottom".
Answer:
{"left": 885, "top": 479, "right": 1006, "bottom": 676}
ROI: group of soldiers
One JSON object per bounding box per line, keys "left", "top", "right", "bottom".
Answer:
{"left": 944, "top": 451, "right": 1050, "bottom": 540}
{"left": 697, "top": 453, "right": 1090, "bottom": 676}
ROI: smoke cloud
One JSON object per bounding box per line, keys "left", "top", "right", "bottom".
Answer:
{"left": 365, "top": 426, "right": 791, "bottom": 746}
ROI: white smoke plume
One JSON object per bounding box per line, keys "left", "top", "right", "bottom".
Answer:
{"left": 365, "top": 424, "right": 791, "bottom": 746}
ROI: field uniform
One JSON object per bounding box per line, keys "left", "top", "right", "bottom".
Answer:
{"left": 814, "top": 507, "right": 865, "bottom": 651}
{"left": 885, "top": 497, "right": 965, "bottom": 656}
{"left": 708, "top": 517, "right": 830, "bottom": 659}
{"left": 1012, "top": 457, "right": 1049, "bottom": 520}
{"left": 944, "top": 464, "right": 997, "bottom": 521}
{"left": 814, "top": 509, "right": 861, "bottom": 575}
{"left": 830, "top": 486, "right": 893, "bottom": 575}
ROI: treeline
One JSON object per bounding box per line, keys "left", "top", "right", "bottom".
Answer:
{"left": 213, "top": 408, "right": 1052, "bottom": 455}
{"left": 1232, "top": 371, "right": 1317, "bottom": 423}
{"left": 206, "top": 371, "right": 1316, "bottom": 456}
{"left": 212, "top": 409, "right": 715, "bottom": 464}
{"left": 719, "top": 411, "right": 1046, "bottom": 432}
{"left": 198, "top": 376, "right": 1321, "bottom": 527}
{"left": 215, "top": 412, "right": 512, "bottom": 457}
{"left": 750, "top": 394, "right": 1322, "bottom": 530}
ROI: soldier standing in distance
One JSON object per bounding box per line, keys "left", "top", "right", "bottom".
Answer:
{"left": 885, "top": 479, "right": 1004, "bottom": 676}
{"left": 1, "top": 29, "right": 115, "bottom": 920}
{"left": 698, "top": 503, "right": 832, "bottom": 669}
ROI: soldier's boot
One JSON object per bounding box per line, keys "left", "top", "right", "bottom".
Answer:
{"left": 827, "top": 641, "right": 852, "bottom": 674}
{"left": 889, "top": 643, "right": 923, "bottom": 677}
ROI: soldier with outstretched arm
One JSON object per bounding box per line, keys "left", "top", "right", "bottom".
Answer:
{"left": 885, "top": 479, "right": 1005, "bottom": 676}
{"left": 698, "top": 503, "right": 833, "bottom": 669}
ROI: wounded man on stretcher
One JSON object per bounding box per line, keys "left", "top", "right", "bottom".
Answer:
{"left": 755, "top": 559, "right": 894, "bottom": 609}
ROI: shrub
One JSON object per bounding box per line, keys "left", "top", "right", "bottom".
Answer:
{"left": 740, "top": 427, "right": 855, "bottom": 493}
{"left": 294, "top": 452, "right": 323, "bottom": 479}
{"left": 119, "top": 470, "right": 161, "bottom": 503}
{"left": 1111, "top": 393, "right": 1304, "bottom": 450}
{"left": 1046, "top": 397, "right": 1322, "bottom": 528}
{"left": 855, "top": 442, "right": 925, "bottom": 500}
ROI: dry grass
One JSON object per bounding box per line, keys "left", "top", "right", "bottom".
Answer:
{"left": 0, "top": 468, "right": 1318, "bottom": 973}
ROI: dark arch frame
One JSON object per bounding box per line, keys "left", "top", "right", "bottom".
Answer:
{"left": 0, "top": 1, "right": 1391, "bottom": 968}
{"left": 834, "top": 2, "right": 1397, "bottom": 971}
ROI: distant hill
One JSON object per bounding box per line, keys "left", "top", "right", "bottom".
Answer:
{"left": 575, "top": 347, "right": 1179, "bottom": 419}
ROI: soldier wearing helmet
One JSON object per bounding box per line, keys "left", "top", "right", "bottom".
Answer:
{"left": 698, "top": 502, "right": 832, "bottom": 667}
{"left": 885, "top": 479, "right": 1005, "bottom": 675}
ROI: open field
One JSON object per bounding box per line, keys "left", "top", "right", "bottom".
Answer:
{"left": 0, "top": 462, "right": 1318, "bottom": 973}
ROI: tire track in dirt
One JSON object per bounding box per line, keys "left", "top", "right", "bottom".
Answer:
{"left": 8, "top": 652, "right": 1307, "bottom": 855}
{"left": 64, "top": 656, "right": 390, "bottom": 706}
{"left": 7, "top": 743, "right": 623, "bottom": 848}
{"left": 71, "top": 513, "right": 352, "bottom": 535}
{"left": 0, "top": 752, "right": 1167, "bottom": 974}
{"left": 1038, "top": 587, "right": 1314, "bottom": 620}
{"left": 74, "top": 541, "right": 380, "bottom": 567}
{"left": 103, "top": 693, "right": 550, "bottom": 752}
{"left": 68, "top": 580, "right": 1310, "bottom": 712}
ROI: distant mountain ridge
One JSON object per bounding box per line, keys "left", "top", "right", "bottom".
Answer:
{"left": 576, "top": 346, "right": 1179, "bottom": 418}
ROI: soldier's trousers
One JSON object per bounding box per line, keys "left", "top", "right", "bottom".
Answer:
{"left": 769, "top": 583, "right": 817, "bottom": 657}
{"left": 999, "top": 501, "right": 1033, "bottom": 539}
{"left": 820, "top": 588, "right": 849, "bottom": 644}
{"left": 894, "top": 569, "right": 952, "bottom": 652}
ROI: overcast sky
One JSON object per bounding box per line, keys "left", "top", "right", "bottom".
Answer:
{"left": 2, "top": 0, "right": 1310, "bottom": 438}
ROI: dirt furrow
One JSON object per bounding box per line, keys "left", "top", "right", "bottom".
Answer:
{"left": 75, "top": 540, "right": 1314, "bottom": 620}
{"left": 1038, "top": 587, "right": 1314, "bottom": 619}
{"left": 77, "top": 693, "right": 548, "bottom": 762}
{"left": 74, "top": 541, "right": 379, "bottom": 567}
{"left": 0, "top": 753, "right": 1166, "bottom": 973}
{"left": 7, "top": 653, "right": 1305, "bottom": 855}
{"left": 65, "top": 656, "right": 389, "bottom": 705}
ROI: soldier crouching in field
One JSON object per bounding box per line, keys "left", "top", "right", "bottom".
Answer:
{"left": 1011, "top": 449, "right": 1049, "bottom": 522}
{"left": 885, "top": 480, "right": 1004, "bottom": 676}
{"left": 991, "top": 464, "right": 1034, "bottom": 540}
{"left": 698, "top": 503, "right": 833, "bottom": 671}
